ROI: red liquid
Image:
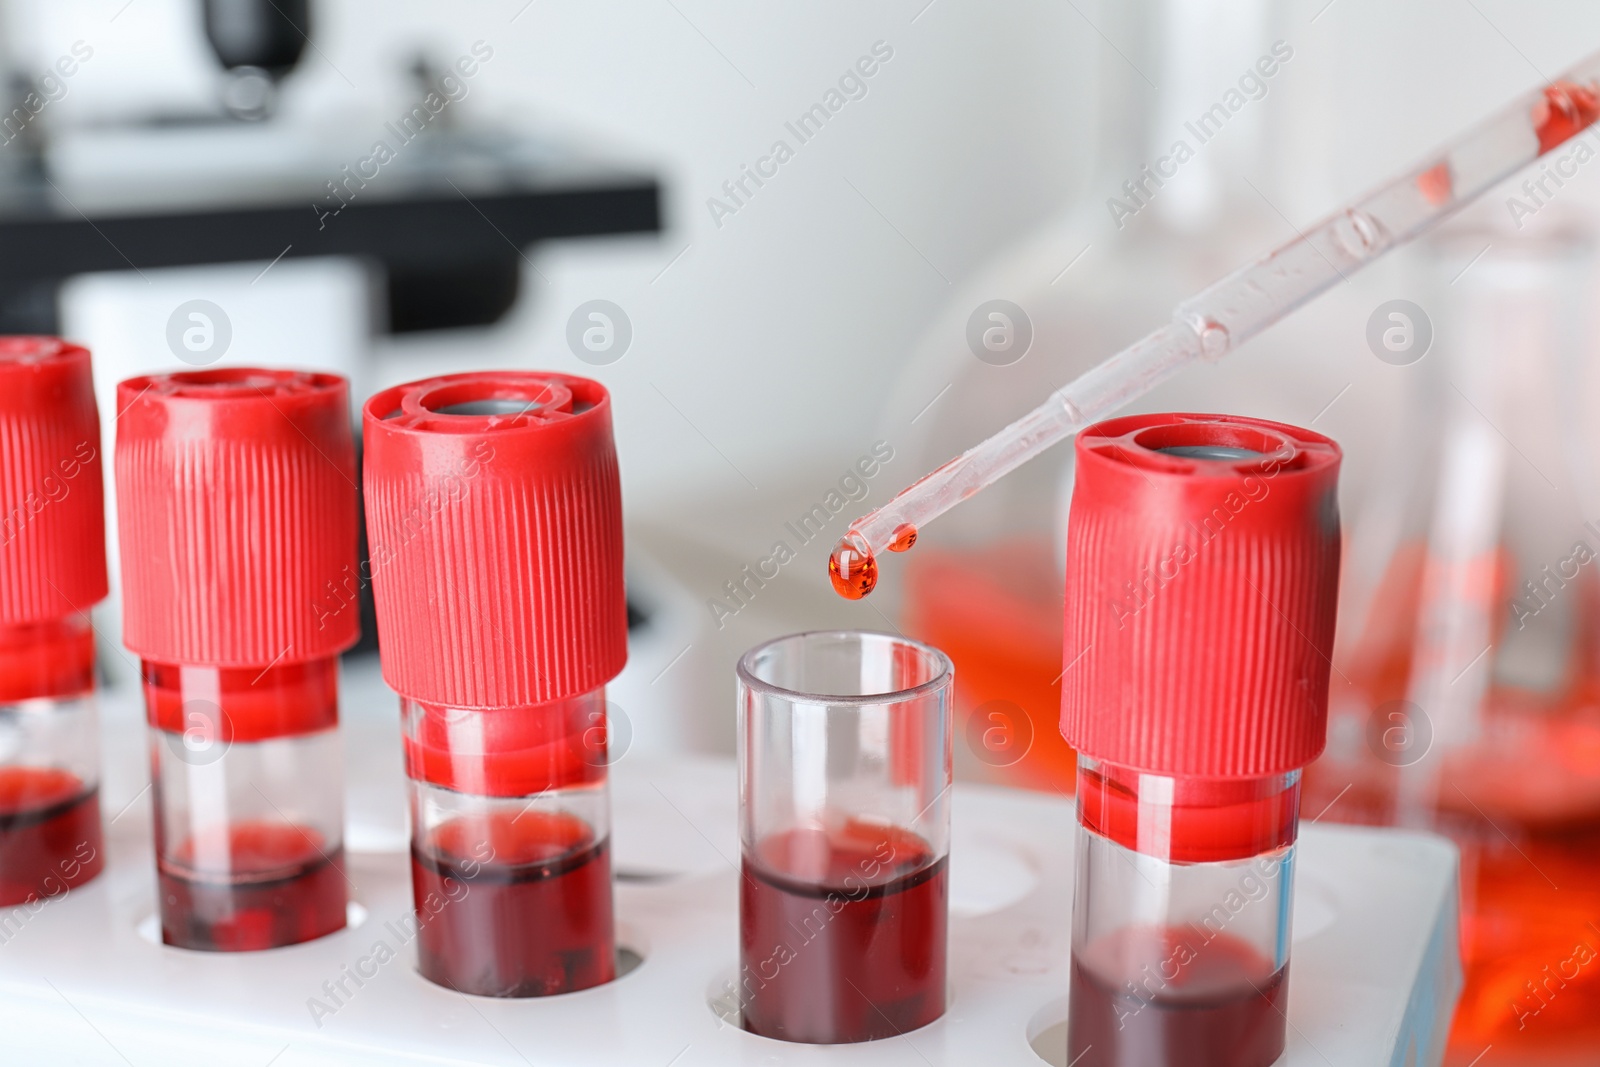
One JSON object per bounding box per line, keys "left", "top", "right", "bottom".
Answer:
{"left": 143, "top": 658, "right": 339, "bottom": 741}
{"left": 888, "top": 524, "right": 918, "bottom": 553}
{"left": 829, "top": 539, "right": 878, "bottom": 600}
{"left": 159, "top": 822, "right": 347, "bottom": 950}
{"left": 403, "top": 696, "right": 607, "bottom": 797}
{"left": 0, "top": 768, "right": 103, "bottom": 905}
{"left": 903, "top": 538, "right": 1079, "bottom": 792}
{"left": 1417, "top": 161, "right": 1453, "bottom": 206}
{"left": 740, "top": 823, "right": 947, "bottom": 1044}
{"left": 1535, "top": 80, "right": 1600, "bottom": 154}
{"left": 411, "top": 810, "right": 615, "bottom": 997}
{"left": 1077, "top": 763, "right": 1298, "bottom": 864}
{"left": 1304, "top": 539, "right": 1600, "bottom": 1061}
{"left": 1067, "top": 928, "right": 1287, "bottom": 1067}
{"left": 0, "top": 619, "right": 95, "bottom": 703}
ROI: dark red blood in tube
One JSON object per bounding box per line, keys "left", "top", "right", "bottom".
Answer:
{"left": 0, "top": 768, "right": 102, "bottom": 905}
{"left": 1068, "top": 928, "right": 1288, "bottom": 1067}
{"left": 411, "top": 810, "right": 615, "bottom": 997}
{"left": 159, "top": 823, "right": 346, "bottom": 952}
{"left": 740, "top": 823, "right": 947, "bottom": 1044}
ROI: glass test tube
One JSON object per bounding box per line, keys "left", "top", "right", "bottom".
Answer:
{"left": 0, "top": 617, "right": 105, "bottom": 905}
{"left": 0, "top": 338, "right": 108, "bottom": 906}
{"left": 1068, "top": 762, "right": 1299, "bottom": 1066}
{"left": 1058, "top": 413, "right": 1342, "bottom": 1067}
{"left": 117, "top": 368, "right": 359, "bottom": 951}
{"left": 404, "top": 691, "right": 615, "bottom": 996}
{"left": 737, "top": 630, "right": 953, "bottom": 1044}
{"left": 144, "top": 659, "right": 347, "bottom": 950}
{"left": 362, "top": 370, "right": 628, "bottom": 997}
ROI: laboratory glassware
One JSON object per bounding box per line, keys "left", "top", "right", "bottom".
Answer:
{"left": 0, "top": 338, "right": 107, "bottom": 905}
{"left": 1060, "top": 413, "right": 1341, "bottom": 1067}
{"left": 836, "top": 68, "right": 1600, "bottom": 596}
{"left": 363, "top": 371, "right": 626, "bottom": 997}
{"left": 897, "top": 0, "right": 1299, "bottom": 796}
{"left": 737, "top": 630, "right": 953, "bottom": 1044}
{"left": 117, "top": 368, "right": 357, "bottom": 950}
{"left": 1309, "top": 219, "right": 1600, "bottom": 1064}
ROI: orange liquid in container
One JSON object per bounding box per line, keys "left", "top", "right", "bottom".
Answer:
{"left": 1305, "top": 540, "right": 1600, "bottom": 1064}
{"left": 901, "top": 537, "right": 1077, "bottom": 793}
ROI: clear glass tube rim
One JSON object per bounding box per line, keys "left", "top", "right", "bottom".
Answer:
{"left": 736, "top": 629, "right": 953, "bottom": 707}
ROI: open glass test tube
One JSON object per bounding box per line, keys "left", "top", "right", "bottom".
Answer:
{"left": 1057, "top": 414, "right": 1341, "bottom": 1067}
{"left": 363, "top": 371, "right": 628, "bottom": 997}
{"left": 0, "top": 338, "right": 108, "bottom": 905}
{"left": 737, "top": 631, "right": 953, "bottom": 1044}
{"left": 117, "top": 369, "right": 359, "bottom": 950}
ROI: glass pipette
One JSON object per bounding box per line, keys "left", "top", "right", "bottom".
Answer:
{"left": 829, "top": 60, "right": 1600, "bottom": 599}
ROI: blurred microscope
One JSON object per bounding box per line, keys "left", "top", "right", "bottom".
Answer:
{"left": 0, "top": 0, "right": 657, "bottom": 337}
{"left": 0, "top": 0, "right": 695, "bottom": 749}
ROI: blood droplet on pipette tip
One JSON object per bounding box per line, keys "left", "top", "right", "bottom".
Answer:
{"left": 828, "top": 535, "right": 878, "bottom": 600}
{"left": 888, "top": 523, "right": 918, "bottom": 553}
{"left": 1534, "top": 80, "right": 1600, "bottom": 155}
{"left": 1416, "top": 161, "right": 1453, "bottom": 206}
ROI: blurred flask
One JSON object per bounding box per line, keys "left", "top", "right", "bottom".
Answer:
{"left": 895, "top": 0, "right": 1298, "bottom": 792}
{"left": 1308, "top": 213, "right": 1600, "bottom": 1064}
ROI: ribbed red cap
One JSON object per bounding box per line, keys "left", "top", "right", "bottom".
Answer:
{"left": 0, "top": 338, "right": 107, "bottom": 625}
{"left": 1060, "top": 413, "right": 1342, "bottom": 779}
{"left": 116, "top": 368, "right": 360, "bottom": 666}
{"left": 362, "top": 371, "right": 627, "bottom": 709}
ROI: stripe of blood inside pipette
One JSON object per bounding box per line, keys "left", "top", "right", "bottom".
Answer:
{"left": 888, "top": 524, "right": 918, "bottom": 552}
{"left": 1534, "top": 80, "right": 1600, "bottom": 155}
{"left": 1416, "top": 161, "right": 1452, "bottom": 206}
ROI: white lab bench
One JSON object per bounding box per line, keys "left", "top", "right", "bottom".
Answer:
{"left": 0, "top": 658, "right": 1461, "bottom": 1066}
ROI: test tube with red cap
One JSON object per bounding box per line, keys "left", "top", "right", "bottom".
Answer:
{"left": 1058, "top": 413, "right": 1341, "bottom": 1067}
{"left": 116, "top": 368, "right": 359, "bottom": 951}
{"left": 362, "top": 371, "right": 627, "bottom": 997}
{"left": 0, "top": 338, "right": 108, "bottom": 905}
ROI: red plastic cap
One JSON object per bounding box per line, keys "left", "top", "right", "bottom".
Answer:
{"left": 0, "top": 338, "right": 108, "bottom": 626}
{"left": 362, "top": 372, "right": 627, "bottom": 709}
{"left": 116, "top": 368, "right": 360, "bottom": 666}
{"left": 1060, "top": 413, "right": 1342, "bottom": 779}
